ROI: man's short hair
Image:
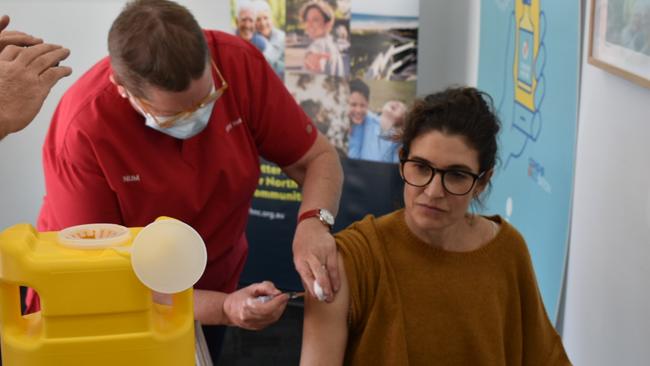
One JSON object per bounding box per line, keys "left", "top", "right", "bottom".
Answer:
{"left": 349, "top": 79, "right": 370, "bottom": 101}
{"left": 108, "top": 0, "right": 208, "bottom": 97}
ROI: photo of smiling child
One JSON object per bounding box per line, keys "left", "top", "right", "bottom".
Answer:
{"left": 285, "top": 0, "right": 350, "bottom": 77}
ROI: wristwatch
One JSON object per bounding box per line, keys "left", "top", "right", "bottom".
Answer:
{"left": 298, "top": 208, "right": 335, "bottom": 230}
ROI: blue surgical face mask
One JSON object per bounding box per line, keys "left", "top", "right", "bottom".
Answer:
{"left": 130, "top": 86, "right": 217, "bottom": 140}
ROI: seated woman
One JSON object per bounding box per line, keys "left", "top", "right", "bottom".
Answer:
{"left": 299, "top": 87, "right": 572, "bottom": 365}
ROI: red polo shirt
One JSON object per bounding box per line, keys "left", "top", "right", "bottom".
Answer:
{"left": 32, "top": 30, "right": 316, "bottom": 311}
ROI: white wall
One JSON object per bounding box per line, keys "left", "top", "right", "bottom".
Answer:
{"left": 417, "top": 0, "right": 480, "bottom": 95}
{"left": 562, "top": 0, "right": 650, "bottom": 364}
{"left": 0, "top": 0, "right": 231, "bottom": 230}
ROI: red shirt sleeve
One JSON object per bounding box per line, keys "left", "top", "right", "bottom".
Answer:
{"left": 237, "top": 39, "right": 318, "bottom": 167}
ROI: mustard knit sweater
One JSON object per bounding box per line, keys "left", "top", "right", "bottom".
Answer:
{"left": 336, "top": 210, "right": 571, "bottom": 365}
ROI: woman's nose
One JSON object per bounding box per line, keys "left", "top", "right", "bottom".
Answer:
{"left": 423, "top": 172, "right": 445, "bottom": 197}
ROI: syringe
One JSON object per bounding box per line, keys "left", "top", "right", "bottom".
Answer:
{"left": 255, "top": 291, "right": 305, "bottom": 303}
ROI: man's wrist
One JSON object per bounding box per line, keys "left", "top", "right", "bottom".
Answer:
{"left": 298, "top": 208, "right": 335, "bottom": 230}
{"left": 220, "top": 294, "right": 235, "bottom": 326}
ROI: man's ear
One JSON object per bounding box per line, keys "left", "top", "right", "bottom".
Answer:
{"left": 109, "top": 74, "right": 128, "bottom": 98}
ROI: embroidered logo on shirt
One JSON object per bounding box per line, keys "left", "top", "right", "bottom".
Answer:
{"left": 225, "top": 118, "right": 243, "bottom": 133}
{"left": 122, "top": 174, "right": 140, "bottom": 183}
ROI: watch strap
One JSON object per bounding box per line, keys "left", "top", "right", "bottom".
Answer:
{"left": 298, "top": 209, "right": 333, "bottom": 230}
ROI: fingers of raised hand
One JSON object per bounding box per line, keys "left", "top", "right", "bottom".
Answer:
{"left": 0, "top": 15, "right": 9, "bottom": 32}
{"left": 16, "top": 43, "right": 67, "bottom": 70}
{"left": 27, "top": 45, "right": 72, "bottom": 87}
{"left": 0, "top": 44, "right": 22, "bottom": 61}
{"left": 40, "top": 65, "right": 72, "bottom": 88}
{"left": 0, "top": 31, "right": 42, "bottom": 50}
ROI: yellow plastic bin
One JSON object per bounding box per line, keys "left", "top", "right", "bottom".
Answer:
{"left": 0, "top": 219, "right": 204, "bottom": 366}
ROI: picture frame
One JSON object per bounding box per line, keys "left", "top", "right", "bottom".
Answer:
{"left": 588, "top": 0, "right": 650, "bottom": 88}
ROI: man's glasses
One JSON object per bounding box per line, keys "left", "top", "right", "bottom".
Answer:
{"left": 134, "top": 59, "right": 228, "bottom": 128}
{"left": 400, "top": 159, "right": 485, "bottom": 196}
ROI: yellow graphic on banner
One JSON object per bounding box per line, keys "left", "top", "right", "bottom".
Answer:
{"left": 514, "top": 0, "right": 540, "bottom": 112}
{"left": 254, "top": 163, "right": 302, "bottom": 202}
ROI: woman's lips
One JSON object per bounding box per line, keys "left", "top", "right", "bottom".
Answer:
{"left": 418, "top": 203, "right": 447, "bottom": 213}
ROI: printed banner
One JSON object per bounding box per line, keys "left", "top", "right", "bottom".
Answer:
{"left": 230, "top": 0, "right": 418, "bottom": 290}
{"left": 478, "top": 0, "right": 580, "bottom": 323}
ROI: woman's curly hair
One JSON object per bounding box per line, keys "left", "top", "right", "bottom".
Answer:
{"left": 398, "top": 87, "right": 501, "bottom": 175}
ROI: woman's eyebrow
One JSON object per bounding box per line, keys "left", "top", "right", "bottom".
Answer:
{"left": 408, "top": 155, "right": 474, "bottom": 171}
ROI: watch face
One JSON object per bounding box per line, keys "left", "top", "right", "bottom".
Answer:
{"left": 320, "top": 209, "right": 335, "bottom": 226}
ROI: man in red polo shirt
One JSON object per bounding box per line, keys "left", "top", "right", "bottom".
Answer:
{"left": 34, "top": 0, "right": 343, "bottom": 361}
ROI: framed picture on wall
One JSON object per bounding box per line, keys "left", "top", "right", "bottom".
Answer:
{"left": 588, "top": 0, "right": 650, "bottom": 88}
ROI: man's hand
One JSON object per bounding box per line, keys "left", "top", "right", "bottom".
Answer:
{"left": 0, "top": 42, "right": 72, "bottom": 138}
{"left": 0, "top": 15, "right": 43, "bottom": 52}
{"left": 222, "top": 281, "right": 288, "bottom": 330}
{"left": 292, "top": 218, "right": 340, "bottom": 302}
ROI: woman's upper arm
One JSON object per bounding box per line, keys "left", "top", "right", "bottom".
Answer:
{"left": 300, "top": 252, "right": 350, "bottom": 366}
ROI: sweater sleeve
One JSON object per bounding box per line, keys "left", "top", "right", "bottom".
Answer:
{"left": 239, "top": 39, "right": 318, "bottom": 167}
{"left": 334, "top": 216, "right": 381, "bottom": 333}
{"left": 513, "top": 232, "right": 572, "bottom": 365}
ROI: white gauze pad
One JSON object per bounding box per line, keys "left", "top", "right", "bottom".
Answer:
{"left": 313, "top": 280, "right": 326, "bottom": 301}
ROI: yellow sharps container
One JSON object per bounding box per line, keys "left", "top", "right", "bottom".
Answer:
{"left": 0, "top": 219, "right": 206, "bottom": 366}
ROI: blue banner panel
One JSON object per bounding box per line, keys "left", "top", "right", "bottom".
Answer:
{"left": 478, "top": 0, "right": 580, "bottom": 323}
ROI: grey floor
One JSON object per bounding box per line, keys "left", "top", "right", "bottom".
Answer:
{"left": 216, "top": 300, "right": 304, "bottom": 365}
